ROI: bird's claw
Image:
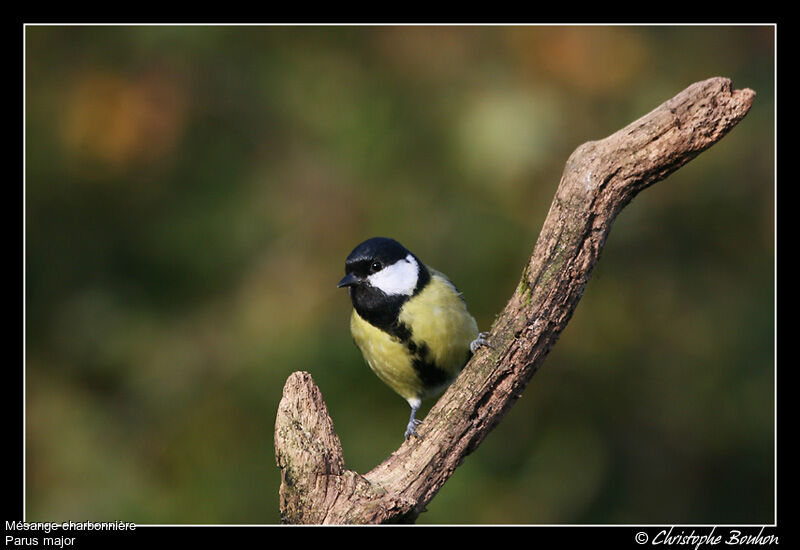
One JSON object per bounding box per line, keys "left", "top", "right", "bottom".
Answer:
{"left": 404, "top": 418, "right": 422, "bottom": 440}
{"left": 470, "top": 332, "right": 491, "bottom": 354}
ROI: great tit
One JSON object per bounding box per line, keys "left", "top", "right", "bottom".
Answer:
{"left": 338, "top": 237, "right": 488, "bottom": 440}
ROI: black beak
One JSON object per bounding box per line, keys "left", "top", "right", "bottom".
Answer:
{"left": 337, "top": 272, "right": 360, "bottom": 288}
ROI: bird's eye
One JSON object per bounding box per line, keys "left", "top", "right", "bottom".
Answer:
{"left": 370, "top": 261, "right": 382, "bottom": 272}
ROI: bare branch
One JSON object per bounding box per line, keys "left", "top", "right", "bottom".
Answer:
{"left": 274, "top": 77, "right": 756, "bottom": 524}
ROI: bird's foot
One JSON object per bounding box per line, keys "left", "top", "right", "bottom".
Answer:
{"left": 470, "top": 332, "right": 491, "bottom": 354}
{"left": 404, "top": 418, "right": 422, "bottom": 440}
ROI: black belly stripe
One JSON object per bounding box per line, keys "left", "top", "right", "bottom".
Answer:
{"left": 390, "top": 321, "right": 452, "bottom": 389}
{"left": 411, "top": 343, "right": 452, "bottom": 388}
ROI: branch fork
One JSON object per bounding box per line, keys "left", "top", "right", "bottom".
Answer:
{"left": 274, "top": 77, "right": 755, "bottom": 524}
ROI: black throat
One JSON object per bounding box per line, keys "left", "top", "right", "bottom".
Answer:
{"left": 350, "top": 262, "right": 431, "bottom": 335}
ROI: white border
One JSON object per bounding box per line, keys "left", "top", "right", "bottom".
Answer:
{"left": 21, "top": 22, "right": 778, "bottom": 528}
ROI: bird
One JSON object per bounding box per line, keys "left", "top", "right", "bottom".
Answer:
{"left": 337, "top": 237, "right": 488, "bottom": 440}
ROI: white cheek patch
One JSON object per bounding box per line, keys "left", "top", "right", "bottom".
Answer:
{"left": 367, "top": 254, "right": 419, "bottom": 296}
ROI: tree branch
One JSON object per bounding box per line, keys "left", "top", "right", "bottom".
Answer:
{"left": 274, "top": 77, "right": 756, "bottom": 524}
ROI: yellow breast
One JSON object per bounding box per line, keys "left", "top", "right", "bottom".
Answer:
{"left": 350, "top": 270, "right": 478, "bottom": 403}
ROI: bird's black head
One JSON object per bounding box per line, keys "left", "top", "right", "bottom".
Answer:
{"left": 337, "top": 237, "right": 430, "bottom": 330}
{"left": 339, "top": 237, "right": 411, "bottom": 283}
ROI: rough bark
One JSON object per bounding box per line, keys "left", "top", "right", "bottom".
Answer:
{"left": 274, "top": 77, "right": 756, "bottom": 524}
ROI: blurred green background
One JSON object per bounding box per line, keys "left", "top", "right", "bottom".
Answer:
{"left": 25, "top": 25, "right": 774, "bottom": 524}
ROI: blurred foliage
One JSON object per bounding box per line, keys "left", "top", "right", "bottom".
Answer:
{"left": 24, "top": 25, "right": 774, "bottom": 524}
